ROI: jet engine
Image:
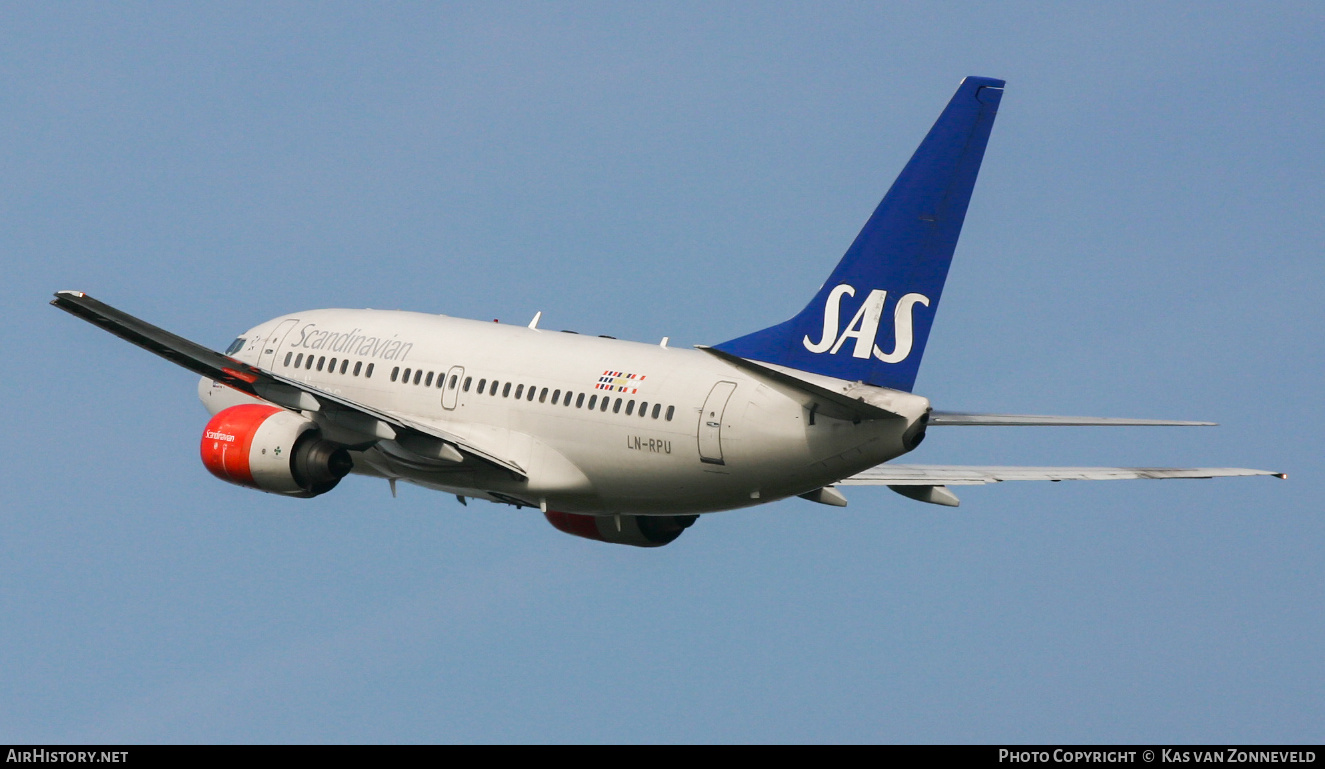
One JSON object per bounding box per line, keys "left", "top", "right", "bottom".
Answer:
{"left": 544, "top": 511, "right": 698, "bottom": 548}
{"left": 200, "top": 404, "right": 352, "bottom": 497}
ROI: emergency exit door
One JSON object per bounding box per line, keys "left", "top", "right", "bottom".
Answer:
{"left": 441, "top": 366, "right": 465, "bottom": 410}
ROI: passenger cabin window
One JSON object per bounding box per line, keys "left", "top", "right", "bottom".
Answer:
{"left": 329, "top": 358, "right": 337, "bottom": 372}
{"left": 317, "top": 356, "right": 326, "bottom": 371}
{"left": 463, "top": 377, "right": 472, "bottom": 391}
{"left": 564, "top": 391, "right": 573, "bottom": 407}
{"left": 600, "top": 397, "right": 609, "bottom": 412}
{"left": 640, "top": 401, "right": 648, "bottom": 417}
{"left": 613, "top": 398, "right": 622, "bottom": 414}
{"left": 449, "top": 375, "right": 457, "bottom": 389}
{"left": 403, "top": 367, "right": 412, "bottom": 382}
{"left": 391, "top": 367, "right": 400, "bottom": 382}
{"left": 651, "top": 403, "right": 661, "bottom": 419}
{"left": 283, "top": 352, "right": 292, "bottom": 366}
{"left": 538, "top": 387, "right": 548, "bottom": 403}
{"left": 515, "top": 384, "right": 524, "bottom": 399}
{"left": 503, "top": 382, "right": 511, "bottom": 397}
{"left": 477, "top": 378, "right": 487, "bottom": 393}
{"left": 365, "top": 363, "right": 374, "bottom": 378}
{"left": 305, "top": 356, "right": 314, "bottom": 370}
{"left": 576, "top": 393, "right": 585, "bottom": 408}
{"left": 425, "top": 372, "right": 434, "bottom": 387}
{"left": 587, "top": 394, "right": 597, "bottom": 410}
{"left": 625, "top": 400, "right": 635, "bottom": 416}
{"left": 552, "top": 389, "right": 561, "bottom": 405}
{"left": 413, "top": 370, "right": 422, "bottom": 385}
{"left": 526, "top": 386, "right": 535, "bottom": 402}
{"left": 353, "top": 361, "right": 362, "bottom": 376}
{"left": 666, "top": 405, "right": 675, "bottom": 421}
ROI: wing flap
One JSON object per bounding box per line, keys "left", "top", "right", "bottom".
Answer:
{"left": 841, "top": 465, "right": 1285, "bottom": 486}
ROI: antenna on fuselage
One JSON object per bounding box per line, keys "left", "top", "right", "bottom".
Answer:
{"left": 528, "top": 311, "right": 542, "bottom": 329}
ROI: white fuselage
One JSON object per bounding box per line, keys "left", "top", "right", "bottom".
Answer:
{"left": 201, "top": 309, "right": 931, "bottom": 515}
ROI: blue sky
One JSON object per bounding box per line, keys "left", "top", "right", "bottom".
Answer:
{"left": 2, "top": 2, "right": 1321, "bottom": 743}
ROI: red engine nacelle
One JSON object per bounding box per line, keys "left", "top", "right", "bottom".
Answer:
{"left": 545, "top": 511, "right": 698, "bottom": 548}
{"left": 200, "top": 405, "right": 353, "bottom": 498}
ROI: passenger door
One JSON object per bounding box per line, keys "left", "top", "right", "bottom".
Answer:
{"left": 257, "top": 319, "right": 298, "bottom": 370}
{"left": 697, "top": 381, "right": 737, "bottom": 465}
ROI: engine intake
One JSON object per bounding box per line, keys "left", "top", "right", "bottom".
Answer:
{"left": 201, "top": 404, "right": 352, "bottom": 497}
{"left": 545, "top": 511, "right": 698, "bottom": 547}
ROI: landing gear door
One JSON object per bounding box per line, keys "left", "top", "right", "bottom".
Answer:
{"left": 257, "top": 319, "right": 298, "bottom": 370}
{"left": 441, "top": 365, "right": 465, "bottom": 410}
{"left": 697, "top": 381, "right": 737, "bottom": 465}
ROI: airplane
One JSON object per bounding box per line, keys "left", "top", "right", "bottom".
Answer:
{"left": 51, "top": 76, "right": 1283, "bottom": 548}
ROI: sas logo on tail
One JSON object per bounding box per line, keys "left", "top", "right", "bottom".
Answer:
{"left": 803, "top": 284, "right": 930, "bottom": 363}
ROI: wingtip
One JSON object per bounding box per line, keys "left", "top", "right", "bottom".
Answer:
{"left": 51, "top": 290, "right": 89, "bottom": 308}
{"left": 1275, "top": 473, "right": 1288, "bottom": 480}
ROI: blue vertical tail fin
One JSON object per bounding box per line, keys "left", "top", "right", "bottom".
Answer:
{"left": 714, "top": 76, "right": 1004, "bottom": 392}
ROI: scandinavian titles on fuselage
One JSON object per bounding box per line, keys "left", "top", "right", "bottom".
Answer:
{"left": 293, "top": 323, "right": 413, "bottom": 362}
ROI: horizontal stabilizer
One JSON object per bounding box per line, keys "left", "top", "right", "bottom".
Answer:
{"left": 930, "top": 412, "right": 1215, "bottom": 427}
{"left": 842, "top": 465, "right": 1285, "bottom": 486}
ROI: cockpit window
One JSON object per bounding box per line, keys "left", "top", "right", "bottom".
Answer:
{"left": 224, "top": 338, "right": 246, "bottom": 355}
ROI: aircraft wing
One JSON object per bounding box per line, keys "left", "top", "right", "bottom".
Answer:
{"left": 50, "top": 291, "right": 528, "bottom": 479}
{"left": 929, "top": 412, "right": 1215, "bottom": 426}
{"left": 840, "top": 465, "right": 1285, "bottom": 486}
